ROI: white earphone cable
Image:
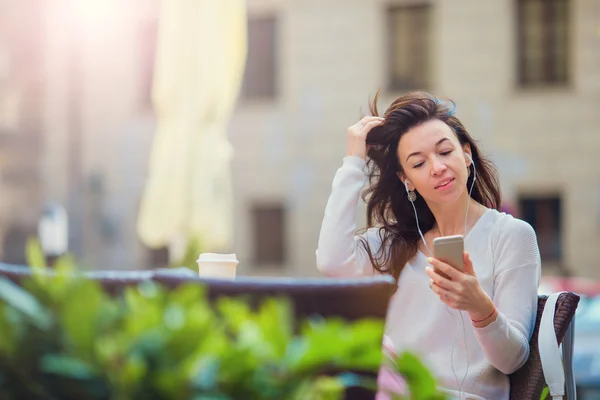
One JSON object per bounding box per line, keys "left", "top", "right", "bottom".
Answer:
{"left": 406, "top": 154, "right": 477, "bottom": 397}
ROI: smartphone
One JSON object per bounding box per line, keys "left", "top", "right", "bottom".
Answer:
{"left": 433, "top": 235, "right": 464, "bottom": 279}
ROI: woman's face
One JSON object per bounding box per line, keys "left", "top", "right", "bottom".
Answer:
{"left": 397, "top": 119, "right": 471, "bottom": 205}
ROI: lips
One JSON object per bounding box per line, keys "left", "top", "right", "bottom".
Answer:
{"left": 435, "top": 178, "right": 454, "bottom": 189}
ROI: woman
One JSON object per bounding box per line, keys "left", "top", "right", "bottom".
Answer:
{"left": 316, "top": 91, "right": 541, "bottom": 400}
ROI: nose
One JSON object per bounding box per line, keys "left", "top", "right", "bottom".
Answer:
{"left": 430, "top": 156, "right": 447, "bottom": 176}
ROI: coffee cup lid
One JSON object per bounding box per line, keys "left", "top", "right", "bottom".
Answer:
{"left": 196, "top": 253, "right": 238, "bottom": 263}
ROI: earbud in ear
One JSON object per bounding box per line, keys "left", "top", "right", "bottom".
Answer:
{"left": 405, "top": 180, "right": 417, "bottom": 202}
{"left": 466, "top": 153, "right": 473, "bottom": 163}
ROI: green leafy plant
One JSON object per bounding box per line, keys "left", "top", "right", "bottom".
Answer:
{"left": 0, "top": 240, "right": 448, "bottom": 400}
{"left": 0, "top": 266, "right": 382, "bottom": 399}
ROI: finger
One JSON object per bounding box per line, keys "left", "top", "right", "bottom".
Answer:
{"left": 430, "top": 280, "right": 442, "bottom": 295}
{"left": 358, "top": 116, "right": 377, "bottom": 125}
{"left": 360, "top": 120, "right": 384, "bottom": 134}
{"left": 430, "top": 281, "right": 453, "bottom": 302}
{"left": 427, "top": 257, "right": 462, "bottom": 281}
{"left": 347, "top": 124, "right": 367, "bottom": 137}
{"left": 426, "top": 266, "right": 456, "bottom": 291}
{"left": 351, "top": 117, "right": 383, "bottom": 133}
{"left": 463, "top": 251, "right": 476, "bottom": 276}
{"left": 362, "top": 118, "right": 384, "bottom": 126}
{"left": 359, "top": 117, "right": 385, "bottom": 127}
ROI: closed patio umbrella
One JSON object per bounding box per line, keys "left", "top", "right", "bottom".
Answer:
{"left": 137, "top": 0, "right": 247, "bottom": 256}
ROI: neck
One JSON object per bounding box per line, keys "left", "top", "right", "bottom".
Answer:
{"left": 427, "top": 191, "right": 482, "bottom": 237}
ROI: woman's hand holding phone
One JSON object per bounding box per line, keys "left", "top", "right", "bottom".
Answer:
{"left": 426, "top": 251, "right": 497, "bottom": 327}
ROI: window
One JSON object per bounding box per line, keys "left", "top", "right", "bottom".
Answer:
{"left": 2, "top": 224, "right": 35, "bottom": 265}
{"left": 148, "top": 246, "right": 170, "bottom": 269}
{"left": 516, "top": 0, "right": 570, "bottom": 87}
{"left": 252, "top": 203, "right": 285, "bottom": 265}
{"left": 241, "top": 15, "right": 277, "bottom": 100}
{"left": 387, "top": 4, "right": 432, "bottom": 91}
{"left": 519, "top": 196, "right": 562, "bottom": 261}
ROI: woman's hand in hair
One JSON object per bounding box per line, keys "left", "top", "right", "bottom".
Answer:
{"left": 425, "top": 252, "right": 497, "bottom": 326}
{"left": 346, "top": 116, "right": 384, "bottom": 160}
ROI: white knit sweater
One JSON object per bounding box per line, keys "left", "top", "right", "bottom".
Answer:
{"left": 316, "top": 156, "right": 541, "bottom": 400}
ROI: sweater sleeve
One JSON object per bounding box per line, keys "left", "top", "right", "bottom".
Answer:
{"left": 315, "top": 156, "right": 383, "bottom": 277}
{"left": 473, "top": 216, "right": 541, "bottom": 374}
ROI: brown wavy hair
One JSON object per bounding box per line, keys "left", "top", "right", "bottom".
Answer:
{"left": 358, "top": 91, "right": 501, "bottom": 281}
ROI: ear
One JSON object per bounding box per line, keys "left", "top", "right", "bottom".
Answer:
{"left": 396, "top": 171, "right": 405, "bottom": 184}
{"left": 397, "top": 172, "right": 412, "bottom": 190}
{"left": 463, "top": 144, "right": 473, "bottom": 167}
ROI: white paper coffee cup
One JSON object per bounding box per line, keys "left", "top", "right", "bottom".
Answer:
{"left": 196, "top": 253, "right": 238, "bottom": 279}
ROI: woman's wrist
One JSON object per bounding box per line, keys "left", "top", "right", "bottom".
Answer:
{"left": 468, "top": 292, "right": 497, "bottom": 326}
{"left": 346, "top": 139, "right": 368, "bottom": 160}
{"left": 471, "top": 307, "right": 497, "bottom": 328}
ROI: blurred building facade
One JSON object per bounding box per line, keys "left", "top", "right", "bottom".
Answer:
{"left": 0, "top": 0, "right": 598, "bottom": 279}
{"left": 0, "top": 0, "right": 160, "bottom": 267}
{"left": 230, "top": 0, "right": 600, "bottom": 279}
{"left": 0, "top": 0, "right": 45, "bottom": 264}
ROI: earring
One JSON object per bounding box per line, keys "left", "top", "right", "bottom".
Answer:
{"left": 408, "top": 190, "right": 417, "bottom": 202}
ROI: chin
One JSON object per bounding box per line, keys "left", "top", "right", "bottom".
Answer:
{"left": 429, "top": 188, "right": 466, "bottom": 205}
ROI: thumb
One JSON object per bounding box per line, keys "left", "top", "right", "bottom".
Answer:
{"left": 463, "top": 251, "right": 476, "bottom": 276}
